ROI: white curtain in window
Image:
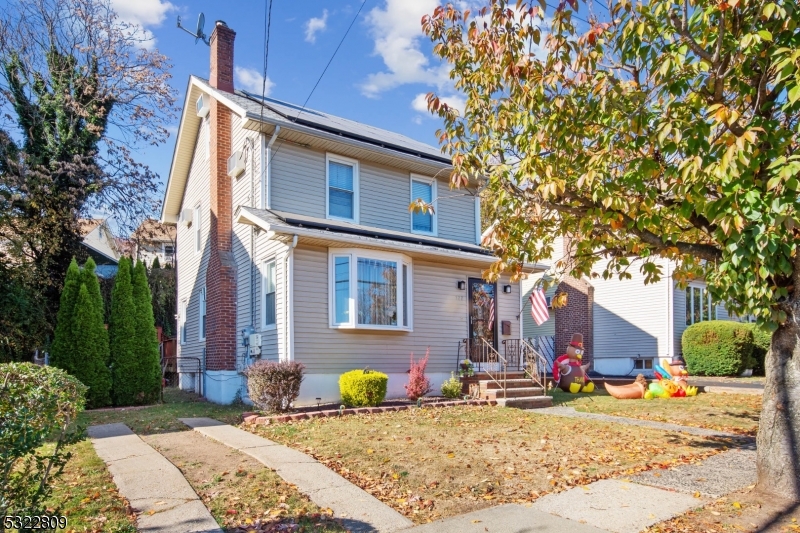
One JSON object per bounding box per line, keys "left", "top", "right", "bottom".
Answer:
{"left": 329, "top": 162, "right": 354, "bottom": 219}
{"left": 357, "top": 258, "right": 397, "bottom": 325}
{"left": 264, "top": 261, "right": 276, "bottom": 326}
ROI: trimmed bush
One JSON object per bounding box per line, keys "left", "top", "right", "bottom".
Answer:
{"left": 404, "top": 349, "right": 432, "bottom": 401}
{"left": 49, "top": 259, "right": 81, "bottom": 373}
{"left": 682, "top": 320, "right": 754, "bottom": 376}
{"left": 746, "top": 323, "right": 771, "bottom": 376}
{"left": 132, "top": 260, "right": 162, "bottom": 404}
{"left": 440, "top": 372, "right": 462, "bottom": 399}
{"left": 72, "top": 284, "right": 112, "bottom": 408}
{"left": 245, "top": 361, "right": 305, "bottom": 412}
{"left": 109, "top": 257, "right": 139, "bottom": 405}
{"left": 1, "top": 362, "right": 86, "bottom": 519}
{"left": 339, "top": 369, "right": 388, "bottom": 407}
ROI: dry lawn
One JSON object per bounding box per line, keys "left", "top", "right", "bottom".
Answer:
{"left": 646, "top": 488, "right": 800, "bottom": 533}
{"left": 145, "top": 430, "right": 345, "bottom": 532}
{"left": 248, "top": 405, "right": 732, "bottom": 524}
{"left": 554, "top": 390, "right": 762, "bottom": 436}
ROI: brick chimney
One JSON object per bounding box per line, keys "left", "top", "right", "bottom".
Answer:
{"left": 206, "top": 21, "right": 237, "bottom": 372}
{"left": 210, "top": 21, "right": 235, "bottom": 92}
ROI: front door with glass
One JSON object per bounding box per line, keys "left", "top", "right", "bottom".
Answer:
{"left": 468, "top": 278, "right": 497, "bottom": 363}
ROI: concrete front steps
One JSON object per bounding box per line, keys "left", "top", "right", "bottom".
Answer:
{"left": 473, "top": 371, "right": 553, "bottom": 409}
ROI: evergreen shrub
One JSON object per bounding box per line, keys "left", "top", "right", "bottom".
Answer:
{"left": 682, "top": 320, "right": 754, "bottom": 376}
{"left": 745, "top": 323, "right": 771, "bottom": 376}
{"left": 440, "top": 372, "right": 463, "bottom": 399}
{"left": 339, "top": 369, "right": 388, "bottom": 407}
{"left": 72, "top": 284, "right": 112, "bottom": 408}
{"left": 109, "top": 257, "right": 139, "bottom": 405}
{"left": 244, "top": 361, "right": 305, "bottom": 412}
{"left": 132, "top": 260, "right": 161, "bottom": 404}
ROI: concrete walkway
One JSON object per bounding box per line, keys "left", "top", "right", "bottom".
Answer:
{"left": 534, "top": 405, "right": 754, "bottom": 442}
{"left": 87, "top": 424, "right": 221, "bottom": 533}
{"left": 180, "top": 417, "right": 414, "bottom": 533}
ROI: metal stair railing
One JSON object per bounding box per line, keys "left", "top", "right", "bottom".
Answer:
{"left": 478, "top": 337, "right": 508, "bottom": 399}
{"left": 520, "top": 338, "right": 549, "bottom": 392}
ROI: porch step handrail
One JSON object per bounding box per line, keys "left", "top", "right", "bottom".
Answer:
{"left": 520, "top": 338, "right": 549, "bottom": 392}
{"left": 477, "top": 337, "right": 508, "bottom": 399}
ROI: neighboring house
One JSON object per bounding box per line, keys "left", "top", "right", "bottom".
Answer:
{"left": 160, "top": 22, "right": 545, "bottom": 404}
{"left": 79, "top": 219, "right": 119, "bottom": 278}
{"left": 521, "top": 236, "right": 736, "bottom": 376}
{"left": 131, "top": 219, "right": 177, "bottom": 267}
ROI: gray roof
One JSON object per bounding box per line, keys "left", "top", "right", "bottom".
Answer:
{"left": 195, "top": 76, "right": 450, "bottom": 164}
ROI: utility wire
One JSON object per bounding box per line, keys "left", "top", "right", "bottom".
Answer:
{"left": 258, "top": 0, "right": 273, "bottom": 127}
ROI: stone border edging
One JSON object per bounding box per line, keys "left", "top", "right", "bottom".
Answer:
{"left": 242, "top": 399, "right": 499, "bottom": 425}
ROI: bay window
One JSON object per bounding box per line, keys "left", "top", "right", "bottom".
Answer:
{"left": 329, "top": 249, "right": 412, "bottom": 330}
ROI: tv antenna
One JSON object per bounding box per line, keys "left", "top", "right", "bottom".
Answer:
{"left": 177, "top": 13, "right": 210, "bottom": 46}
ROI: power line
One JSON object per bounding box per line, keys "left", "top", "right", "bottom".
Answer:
{"left": 258, "top": 0, "right": 273, "bottom": 126}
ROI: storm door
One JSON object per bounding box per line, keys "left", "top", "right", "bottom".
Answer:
{"left": 468, "top": 278, "right": 497, "bottom": 365}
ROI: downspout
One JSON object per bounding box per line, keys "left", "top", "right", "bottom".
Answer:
{"left": 265, "top": 126, "right": 281, "bottom": 209}
{"left": 284, "top": 234, "right": 298, "bottom": 361}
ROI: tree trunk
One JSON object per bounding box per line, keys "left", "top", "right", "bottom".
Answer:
{"left": 756, "top": 318, "right": 800, "bottom": 501}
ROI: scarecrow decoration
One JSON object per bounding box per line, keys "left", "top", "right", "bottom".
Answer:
{"left": 553, "top": 333, "right": 595, "bottom": 393}
{"left": 604, "top": 355, "right": 698, "bottom": 399}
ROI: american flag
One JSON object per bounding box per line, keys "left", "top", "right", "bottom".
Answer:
{"left": 529, "top": 288, "right": 550, "bottom": 326}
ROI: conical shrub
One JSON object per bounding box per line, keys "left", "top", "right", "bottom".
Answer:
{"left": 72, "top": 284, "right": 112, "bottom": 408}
{"left": 132, "top": 260, "right": 161, "bottom": 404}
{"left": 109, "top": 257, "right": 139, "bottom": 405}
{"left": 80, "top": 257, "right": 110, "bottom": 364}
{"left": 50, "top": 259, "right": 81, "bottom": 373}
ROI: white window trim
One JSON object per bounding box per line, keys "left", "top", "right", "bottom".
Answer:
{"left": 262, "top": 258, "right": 278, "bottom": 331}
{"left": 409, "top": 174, "right": 438, "bottom": 236}
{"left": 475, "top": 196, "right": 481, "bottom": 245}
{"left": 685, "top": 283, "right": 716, "bottom": 325}
{"left": 193, "top": 203, "right": 202, "bottom": 254}
{"left": 328, "top": 248, "right": 412, "bottom": 331}
{"left": 199, "top": 287, "right": 206, "bottom": 341}
{"left": 179, "top": 299, "right": 187, "bottom": 345}
{"left": 325, "top": 153, "right": 359, "bottom": 223}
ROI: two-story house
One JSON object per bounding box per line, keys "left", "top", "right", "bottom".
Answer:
{"left": 161, "top": 22, "right": 542, "bottom": 404}
{"left": 131, "top": 219, "right": 177, "bottom": 267}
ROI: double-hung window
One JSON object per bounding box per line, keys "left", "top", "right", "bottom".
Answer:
{"left": 326, "top": 154, "right": 358, "bottom": 222}
{"left": 179, "top": 299, "right": 187, "bottom": 344}
{"left": 410, "top": 175, "right": 437, "bottom": 235}
{"left": 193, "top": 204, "right": 202, "bottom": 254}
{"left": 263, "top": 259, "right": 277, "bottom": 329}
{"left": 199, "top": 287, "right": 206, "bottom": 341}
{"left": 685, "top": 285, "right": 717, "bottom": 326}
{"left": 329, "top": 249, "right": 411, "bottom": 331}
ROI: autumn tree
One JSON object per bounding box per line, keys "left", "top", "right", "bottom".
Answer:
{"left": 422, "top": 0, "right": 800, "bottom": 498}
{"left": 0, "top": 0, "right": 176, "bottom": 345}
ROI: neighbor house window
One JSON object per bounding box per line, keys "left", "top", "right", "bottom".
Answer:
{"left": 193, "top": 204, "right": 202, "bottom": 254}
{"left": 326, "top": 154, "right": 358, "bottom": 222}
{"left": 199, "top": 287, "right": 206, "bottom": 341}
{"left": 410, "top": 175, "right": 437, "bottom": 235}
{"left": 329, "top": 249, "right": 411, "bottom": 330}
{"left": 263, "top": 259, "right": 277, "bottom": 328}
{"left": 685, "top": 285, "right": 717, "bottom": 326}
{"left": 179, "top": 299, "right": 187, "bottom": 344}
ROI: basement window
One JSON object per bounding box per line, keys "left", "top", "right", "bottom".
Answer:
{"left": 633, "top": 358, "right": 653, "bottom": 370}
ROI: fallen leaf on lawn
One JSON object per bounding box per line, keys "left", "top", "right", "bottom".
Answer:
{"left": 154, "top": 501, "right": 166, "bottom": 505}
{"left": 693, "top": 491, "right": 701, "bottom": 498}
{"left": 472, "top": 520, "right": 482, "bottom": 523}
{"left": 733, "top": 501, "right": 742, "bottom": 509}
{"left": 447, "top": 453, "right": 455, "bottom": 459}
{"left": 711, "top": 511, "right": 720, "bottom": 516}
{"left": 367, "top": 449, "right": 374, "bottom": 454}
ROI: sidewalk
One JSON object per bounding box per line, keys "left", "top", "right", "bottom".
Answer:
{"left": 180, "top": 417, "right": 414, "bottom": 533}
{"left": 87, "top": 423, "right": 221, "bottom": 533}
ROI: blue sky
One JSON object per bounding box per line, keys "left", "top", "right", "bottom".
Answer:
{"left": 114, "top": 0, "right": 467, "bottom": 195}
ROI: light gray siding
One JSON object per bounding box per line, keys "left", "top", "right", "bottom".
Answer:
{"left": 268, "top": 142, "right": 477, "bottom": 244}
{"left": 521, "top": 275, "right": 556, "bottom": 338}
{"left": 176, "top": 118, "right": 211, "bottom": 363}
{"left": 292, "top": 245, "right": 519, "bottom": 374}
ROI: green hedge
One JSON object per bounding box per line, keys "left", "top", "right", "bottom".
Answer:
{"left": 745, "top": 323, "right": 771, "bottom": 376}
{"left": 339, "top": 369, "right": 388, "bottom": 407}
{"left": 682, "top": 320, "right": 754, "bottom": 376}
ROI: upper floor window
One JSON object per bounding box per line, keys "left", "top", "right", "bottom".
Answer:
{"left": 263, "top": 259, "right": 277, "bottom": 329}
{"left": 199, "top": 287, "right": 207, "bottom": 341}
{"left": 329, "top": 248, "right": 412, "bottom": 331}
{"left": 685, "top": 285, "right": 717, "bottom": 326}
{"left": 179, "top": 299, "right": 187, "bottom": 344}
{"left": 410, "top": 175, "right": 437, "bottom": 235}
{"left": 193, "top": 204, "right": 202, "bottom": 254}
{"left": 163, "top": 244, "right": 175, "bottom": 263}
{"left": 326, "top": 154, "right": 359, "bottom": 222}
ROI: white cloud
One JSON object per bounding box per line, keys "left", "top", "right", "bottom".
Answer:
{"left": 360, "top": 0, "right": 450, "bottom": 98}
{"left": 304, "top": 9, "right": 329, "bottom": 43}
{"left": 110, "top": 0, "right": 174, "bottom": 50}
{"left": 235, "top": 66, "right": 275, "bottom": 96}
{"left": 411, "top": 92, "right": 465, "bottom": 115}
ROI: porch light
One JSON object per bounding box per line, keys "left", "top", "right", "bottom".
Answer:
{"left": 457, "top": 281, "right": 466, "bottom": 290}
{"left": 503, "top": 285, "right": 512, "bottom": 293}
